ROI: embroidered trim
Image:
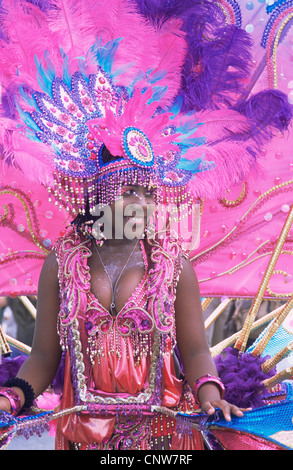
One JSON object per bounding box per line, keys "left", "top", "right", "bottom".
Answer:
{"left": 55, "top": 229, "right": 183, "bottom": 410}
{"left": 68, "top": 320, "right": 162, "bottom": 408}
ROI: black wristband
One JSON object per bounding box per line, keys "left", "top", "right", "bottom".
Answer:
{"left": 4, "top": 377, "right": 35, "bottom": 410}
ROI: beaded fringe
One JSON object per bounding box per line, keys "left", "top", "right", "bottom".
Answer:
{"left": 87, "top": 327, "right": 152, "bottom": 366}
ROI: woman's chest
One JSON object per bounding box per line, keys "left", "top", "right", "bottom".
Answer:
{"left": 87, "top": 247, "right": 147, "bottom": 315}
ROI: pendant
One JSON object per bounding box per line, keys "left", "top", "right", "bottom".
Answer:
{"left": 110, "top": 302, "right": 116, "bottom": 315}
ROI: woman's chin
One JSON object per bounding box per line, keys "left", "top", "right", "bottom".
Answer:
{"left": 123, "top": 217, "right": 146, "bottom": 239}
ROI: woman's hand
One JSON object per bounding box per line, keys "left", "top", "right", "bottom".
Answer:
{"left": 174, "top": 260, "right": 249, "bottom": 423}
{"left": 201, "top": 399, "right": 245, "bottom": 421}
{"left": 0, "top": 396, "right": 12, "bottom": 414}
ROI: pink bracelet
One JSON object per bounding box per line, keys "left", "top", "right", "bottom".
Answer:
{"left": 0, "top": 387, "right": 22, "bottom": 416}
{"left": 192, "top": 374, "right": 225, "bottom": 405}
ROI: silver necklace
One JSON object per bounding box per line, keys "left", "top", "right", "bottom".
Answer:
{"left": 93, "top": 239, "right": 140, "bottom": 315}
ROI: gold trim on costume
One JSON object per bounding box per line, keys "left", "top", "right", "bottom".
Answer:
{"left": 0, "top": 188, "right": 50, "bottom": 253}
{"left": 234, "top": 204, "right": 293, "bottom": 352}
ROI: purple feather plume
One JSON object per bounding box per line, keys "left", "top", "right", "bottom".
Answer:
{"left": 234, "top": 89, "right": 293, "bottom": 134}
{"left": 0, "top": 355, "right": 27, "bottom": 386}
{"left": 179, "top": 25, "right": 252, "bottom": 111}
{"left": 0, "top": 352, "right": 65, "bottom": 394}
{"left": 215, "top": 347, "right": 276, "bottom": 409}
{"left": 132, "top": 0, "right": 253, "bottom": 111}
{"left": 134, "top": 0, "right": 292, "bottom": 134}
{"left": 22, "top": 0, "right": 52, "bottom": 12}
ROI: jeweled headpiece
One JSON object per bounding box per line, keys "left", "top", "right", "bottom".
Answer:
{"left": 13, "top": 55, "right": 214, "bottom": 217}
{"left": 1, "top": 0, "right": 291, "bottom": 226}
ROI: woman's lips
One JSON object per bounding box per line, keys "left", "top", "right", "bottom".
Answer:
{"left": 124, "top": 215, "right": 146, "bottom": 225}
{"left": 124, "top": 216, "right": 145, "bottom": 224}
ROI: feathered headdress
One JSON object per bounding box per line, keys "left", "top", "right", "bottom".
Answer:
{"left": 0, "top": 0, "right": 291, "bottom": 220}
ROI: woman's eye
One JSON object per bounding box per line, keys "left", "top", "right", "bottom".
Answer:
{"left": 122, "top": 188, "right": 155, "bottom": 199}
{"left": 122, "top": 189, "right": 134, "bottom": 196}
{"left": 144, "top": 189, "right": 155, "bottom": 198}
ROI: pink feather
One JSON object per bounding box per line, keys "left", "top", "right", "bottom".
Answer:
{"left": 0, "top": 118, "right": 55, "bottom": 186}
{"left": 88, "top": 86, "right": 179, "bottom": 157}
{"left": 191, "top": 109, "right": 252, "bottom": 143}
{"left": 0, "top": 0, "right": 186, "bottom": 104}
{"left": 186, "top": 140, "right": 261, "bottom": 200}
{"left": 47, "top": 0, "right": 99, "bottom": 74}
{"left": 0, "top": 0, "right": 187, "bottom": 189}
{"left": 0, "top": 1, "right": 61, "bottom": 90}
{"left": 177, "top": 108, "right": 264, "bottom": 199}
{"left": 46, "top": 0, "right": 186, "bottom": 103}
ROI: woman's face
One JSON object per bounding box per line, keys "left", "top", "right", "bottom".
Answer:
{"left": 94, "top": 185, "right": 156, "bottom": 240}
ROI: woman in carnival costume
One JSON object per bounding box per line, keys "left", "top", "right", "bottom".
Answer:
{"left": 0, "top": 0, "right": 291, "bottom": 450}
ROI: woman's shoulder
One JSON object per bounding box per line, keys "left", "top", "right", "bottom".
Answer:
{"left": 39, "top": 248, "right": 59, "bottom": 287}
{"left": 54, "top": 225, "right": 77, "bottom": 244}
{"left": 146, "top": 230, "right": 187, "bottom": 257}
{"left": 53, "top": 226, "right": 89, "bottom": 252}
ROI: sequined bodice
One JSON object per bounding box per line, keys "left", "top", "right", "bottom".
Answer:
{"left": 84, "top": 239, "right": 150, "bottom": 342}
{"left": 55, "top": 229, "right": 183, "bottom": 412}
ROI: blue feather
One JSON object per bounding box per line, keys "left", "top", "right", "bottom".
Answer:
{"left": 176, "top": 121, "right": 204, "bottom": 136}
{"left": 180, "top": 136, "right": 206, "bottom": 147}
{"left": 77, "top": 58, "right": 88, "bottom": 81}
{"left": 62, "top": 56, "right": 72, "bottom": 88}
{"left": 34, "top": 55, "right": 55, "bottom": 96}
{"left": 91, "top": 38, "right": 122, "bottom": 75}
{"left": 169, "top": 96, "right": 183, "bottom": 117}
{"left": 112, "top": 63, "right": 135, "bottom": 79}
{"left": 146, "top": 68, "right": 167, "bottom": 84}
{"left": 18, "top": 86, "right": 36, "bottom": 109}
{"left": 15, "top": 104, "right": 40, "bottom": 133}
{"left": 124, "top": 72, "right": 145, "bottom": 95}
{"left": 147, "top": 85, "right": 168, "bottom": 103}
{"left": 177, "top": 157, "right": 215, "bottom": 173}
{"left": 25, "top": 128, "right": 42, "bottom": 142}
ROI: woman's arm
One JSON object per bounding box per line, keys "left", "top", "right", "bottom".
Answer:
{"left": 0, "top": 250, "right": 62, "bottom": 412}
{"left": 175, "top": 256, "right": 243, "bottom": 420}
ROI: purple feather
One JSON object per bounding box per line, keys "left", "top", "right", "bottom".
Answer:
{"left": 0, "top": 86, "right": 19, "bottom": 120}
{"left": 234, "top": 89, "right": 293, "bottom": 134}
{"left": 215, "top": 347, "right": 276, "bottom": 409}
{"left": 131, "top": 0, "right": 224, "bottom": 26}
{"left": 0, "top": 355, "right": 27, "bottom": 386}
{"left": 179, "top": 25, "right": 252, "bottom": 111}
{"left": 23, "top": 0, "right": 52, "bottom": 11}
{"left": 0, "top": 352, "right": 65, "bottom": 393}
{"left": 134, "top": 0, "right": 292, "bottom": 140}
{"left": 132, "top": 0, "right": 252, "bottom": 111}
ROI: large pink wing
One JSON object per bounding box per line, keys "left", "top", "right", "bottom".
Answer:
{"left": 0, "top": 167, "right": 68, "bottom": 296}
{"left": 191, "top": 133, "right": 293, "bottom": 299}
{"left": 191, "top": 0, "right": 293, "bottom": 299}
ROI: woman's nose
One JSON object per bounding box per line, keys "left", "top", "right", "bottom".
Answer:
{"left": 138, "top": 193, "right": 148, "bottom": 206}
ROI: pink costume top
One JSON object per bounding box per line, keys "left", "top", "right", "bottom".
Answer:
{"left": 54, "top": 229, "right": 202, "bottom": 450}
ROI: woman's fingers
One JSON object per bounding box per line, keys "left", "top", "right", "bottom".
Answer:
{"left": 201, "top": 400, "right": 244, "bottom": 421}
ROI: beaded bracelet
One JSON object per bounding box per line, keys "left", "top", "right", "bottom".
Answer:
{"left": 4, "top": 377, "right": 35, "bottom": 411}
{"left": 0, "top": 387, "right": 22, "bottom": 416}
{"left": 192, "top": 374, "right": 225, "bottom": 406}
